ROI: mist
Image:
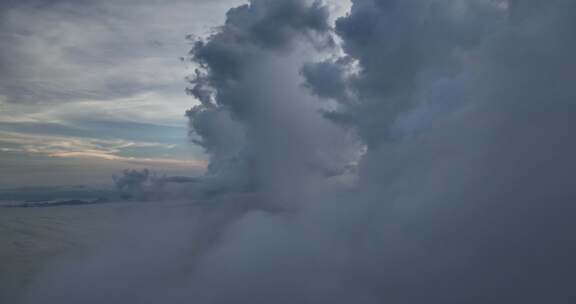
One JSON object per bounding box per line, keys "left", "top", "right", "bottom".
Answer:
{"left": 5, "top": 0, "right": 576, "bottom": 303}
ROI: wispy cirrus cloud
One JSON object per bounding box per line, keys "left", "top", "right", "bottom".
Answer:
{"left": 0, "top": 0, "right": 245, "bottom": 105}
{"left": 0, "top": 131, "right": 200, "bottom": 162}
{"left": 0, "top": 0, "right": 247, "bottom": 186}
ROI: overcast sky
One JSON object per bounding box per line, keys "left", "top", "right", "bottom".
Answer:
{"left": 0, "top": 0, "right": 250, "bottom": 187}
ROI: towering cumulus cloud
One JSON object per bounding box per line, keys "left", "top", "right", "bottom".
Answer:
{"left": 20, "top": 1, "right": 576, "bottom": 303}
{"left": 185, "top": 0, "right": 576, "bottom": 302}
{"left": 186, "top": 0, "right": 355, "bottom": 199}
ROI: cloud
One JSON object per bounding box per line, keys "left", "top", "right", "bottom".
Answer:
{"left": 0, "top": 0, "right": 244, "bottom": 105}
{"left": 12, "top": 1, "right": 576, "bottom": 303}
{"left": 111, "top": 168, "right": 202, "bottom": 201}
{"left": 0, "top": 0, "right": 247, "bottom": 186}
{"left": 187, "top": 0, "right": 576, "bottom": 302}
{"left": 186, "top": 0, "right": 357, "bottom": 197}
{"left": 0, "top": 130, "right": 206, "bottom": 166}
{"left": 302, "top": 0, "right": 504, "bottom": 147}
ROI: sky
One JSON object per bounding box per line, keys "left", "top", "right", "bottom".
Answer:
{"left": 0, "top": 0, "right": 251, "bottom": 187}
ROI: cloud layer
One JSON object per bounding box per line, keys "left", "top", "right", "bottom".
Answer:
{"left": 0, "top": 0, "right": 248, "bottom": 185}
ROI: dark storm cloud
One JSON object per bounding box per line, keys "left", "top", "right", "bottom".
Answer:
{"left": 302, "top": 0, "right": 576, "bottom": 302}
{"left": 185, "top": 0, "right": 576, "bottom": 302}
{"left": 303, "top": 0, "right": 503, "bottom": 147}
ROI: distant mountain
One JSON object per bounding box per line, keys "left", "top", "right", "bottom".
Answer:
{"left": 0, "top": 174, "right": 201, "bottom": 208}
{"left": 0, "top": 185, "right": 118, "bottom": 203}
{"left": 3, "top": 198, "right": 111, "bottom": 208}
